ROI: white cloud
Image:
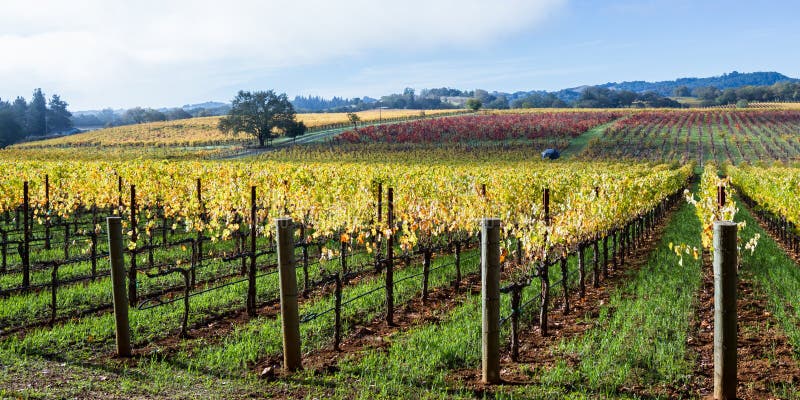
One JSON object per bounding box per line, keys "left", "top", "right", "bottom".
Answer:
{"left": 0, "top": 0, "right": 565, "bottom": 108}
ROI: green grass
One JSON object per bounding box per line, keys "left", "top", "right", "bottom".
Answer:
{"left": 733, "top": 200, "right": 800, "bottom": 397}
{"left": 172, "top": 247, "right": 484, "bottom": 376}
{"left": 533, "top": 201, "right": 701, "bottom": 396}
{"left": 7, "top": 192, "right": 800, "bottom": 399}
{"left": 560, "top": 121, "right": 617, "bottom": 158}
{"left": 295, "top": 236, "right": 610, "bottom": 399}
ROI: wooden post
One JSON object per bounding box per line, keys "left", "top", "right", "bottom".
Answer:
{"left": 422, "top": 249, "right": 431, "bottom": 301}
{"left": 340, "top": 235, "right": 348, "bottom": 275}
{"left": 620, "top": 225, "right": 627, "bottom": 266}
{"left": 276, "top": 217, "right": 301, "bottom": 372}
{"left": 540, "top": 188, "right": 551, "bottom": 336}
{"left": 301, "top": 224, "right": 309, "bottom": 296}
{"left": 22, "top": 182, "right": 30, "bottom": 288}
{"left": 195, "top": 178, "right": 203, "bottom": 286}
{"left": 454, "top": 242, "right": 462, "bottom": 292}
{"left": 481, "top": 217, "right": 501, "bottom": 384}
{"left": 592, "top": 239, "right": 600, "bottom": 286}
{"left": 374, "top": 183, "right": 384, "bottom": 273}
{"left": 560, "top": 256, "right": 569, "bottom": 315}
{"left": 334, "top": 273, "right": 342, "bottom": 351}
{"left": 713, "top": 221, "right": 738, "bottom": 400}
{"left": 385, "top": 188, "right": 395, "bottom": 326}
{"left": 128, "top": 185, "right": 137, "bottom": 306}
{"left": 510, "top": 285, "right": 521, "bottom": 362}
{"left": 247, "top": 186, "right": 257, "bottom": 317}
{"left": 577, "top": 244, "right": 586, "bottom": 298}
{"left": 107, "top": 217, "right": 131, "bottom": 357}
{"left": 50, "top": 263, "right": 58, "bottom": 326}
{"left": 612, "top": 229, "right": 618, "bottom": 270}
{"left": 91, "top": 206, "right": 98, "bottom": 280}
{"left": 543, "top": 188, "right": 550, "bottom": 226}
{"left": 602, "top": 235, "right": 609, "bottom": 279}
{"left": 117, "top": 175, "right": 123, "bottom": 214}
{"left": 44, "top": 174, "right": 51, "bottom": 250}
{"left": 179, "top": 269, "right": 190, "bottom": 338}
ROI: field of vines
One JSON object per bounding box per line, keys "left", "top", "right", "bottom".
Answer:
{"left": 337, "top": 111, "right": 620, "bottom": 146}
{"left": 581, "top": 110, "right": 800, "bottom": 165}
{"left": 3, "top": 108, "right": 800, "bottom": 398}
{"left": 0, "top": 154, "right": 701, "bottom": 397}
{"left": 11, "top": 109, "right": 468, "bottom": 149}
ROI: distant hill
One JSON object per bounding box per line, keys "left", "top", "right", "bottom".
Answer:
{"left": 594, "top": 71, "right": 798, "bottom": 96}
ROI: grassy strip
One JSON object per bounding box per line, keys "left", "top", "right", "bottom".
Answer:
{"left": 172, "top": 248, "right": 485, "bottom": 376}
{"left": 524, "top": 201, "right": 702, "bottom": 396}
{"left": 297, "top": 240, "right": 603, "bottom": 399}
{"left": 0, "top": 250, "right": 278, "bottom": 329}
{"left": 0, "top": 248, "right": 371, "bottom": 359}
{"left": 562, "top": 121, "right": 616, "bottom": 158}
{"left": 327, "top": 205, "right": 701, "bottom": 398}
{"left": 734, "top": 200, "right": 800, "bottom": 397}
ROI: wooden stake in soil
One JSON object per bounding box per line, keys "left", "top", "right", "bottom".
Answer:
{"left": 276, "top": 217, "right": 302, "bottom": 372}
{"left": 22, "top": 181, "right": 30, "bottom": 288}
{"left": 560, "top": 256, "right": 569, "bottom": 315}
{"left": 301, "top": 224, "right": 309, "bottom": 296}
{"left": 50, "top": 263, "right": 58, "bottom": 326}
{"left": 454, "top": 241, "right": 462, "bottom": 292}
{"left": 334, "top": 273, "right": 343, "bottom": 351}
{"left": 510, "top": 285, "right": 522, "bottom": 362}
{"left": 422, "top": 249, "right": 431, "bottom": 301}
{"left": 44, "top": 174, "right": 50, "bottom": 250}
{"left": 91, "top": 206, "right": 98, "bottom": 280}
{"left": 577, "top": 244, "right": 586, "bottom": 298}
{"left": 713, "top": 221, "right": 737, "bottom": 400}
{"left": 107, "top": 217, "right": 131, "bottom": 357}
{"left": 247, "top": 186, "right": 257, "bottom": 317}
{"left": 385, "top": 188, "right": 395, "bottom": 326}
{"left": 539, "top": 188, "right": 551, "bottom": 336}
{"left": 481, "top": 217, "right": 501, "bottom": 384}
{"left": 128, "top": 185, "right": 137, "bottom": 306}
{"left": 592, "top": 239, "right": 600, "bottom": 287}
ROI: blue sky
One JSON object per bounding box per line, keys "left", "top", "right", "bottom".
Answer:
{"left": 1, "top": 0, "right": 798, "bottom": 110}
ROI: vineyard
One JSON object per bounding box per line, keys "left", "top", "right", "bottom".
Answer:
{"left": 11, "top": 109, "right": 468, "bottom": 150}
{"left": 2, "top": 108, "right": 800, "bottom": 399}
{"left": 337, "top": 111, "right": 620, "bottom": 145}
{"left": 581, "top": 110, "right": 800, "bottom": 165}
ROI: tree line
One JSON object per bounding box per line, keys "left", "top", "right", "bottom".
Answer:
{"left": 678, "top": 81, "right": 800, "bottom": 107}
{"left": 72, "top": 105, "right": 230, "bottom": 128}
{"left": 0, "top": 88, "right": 73, "bottom": 147}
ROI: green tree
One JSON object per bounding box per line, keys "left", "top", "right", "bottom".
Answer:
{"left": 12, "top": 97, "right": 28, "bottom": 131}
{"left": 346, "top": 112, "right": 361, "bottom": 129}
{"left": 165, "top": 108, "right": 192, "bottom": 120}
{"left": 673, "top": 86, "right": 691, "bottom": 97}
{"left": 0, "top": 109, "right": 24, "bottom": 147}
{"left": 218, "top": 90, "right": 299, "bottom": 147}
{"left": 47, "top": 94, "right": 73, "bottom": 132}
{"left": 26, "top": 88, "right": 47, "bottom": 136}
{"left": 285, "top": 120, "right": 307, "bottom": 143}
{"left": 122, "top": 107, "right": 147, "bottom": 124}
{"left": 465, "top": 98, "right": 482, "bottom": 111}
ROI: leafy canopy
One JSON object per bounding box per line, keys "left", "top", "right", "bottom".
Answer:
{"left": 218, "top": 90, "right": 302, "bottom": 147}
